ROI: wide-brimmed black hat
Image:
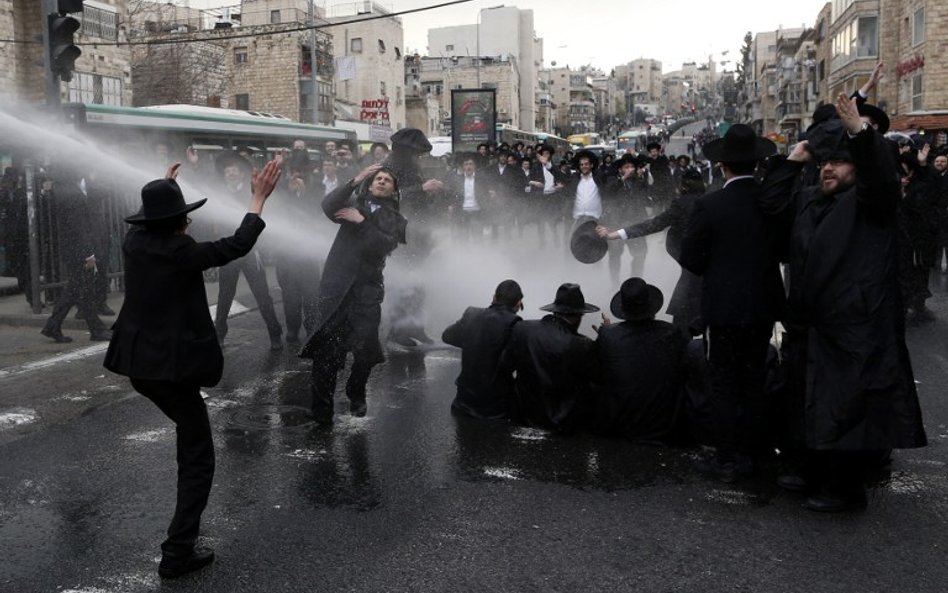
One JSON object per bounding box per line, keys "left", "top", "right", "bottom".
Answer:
{"left": 570, "top": 218, "right": 609, "bottom": 264}
{"left": 610, "top": 277, "right": 664, "bottom": 321}
{"left": 573, "top": 149, "right": 600, "bottom": 170}
{"left": 702, "top": 124, "right": 776, "bottom": 163}
{"left": 539, "top": 283, "right": 600, "bottom": 315}
{"left": 214, "top": 150, "right": 252, "bottom": 176}
{"left": 125, "top": 178, "right": 206, "bottom": 224}
{"left": 615, "top": 153, "right": 638, "bottom": 169}
{"left": 858, "top": 102, "right": 889, "bottom": 134}
{"left": 390, "top": 128, "right": 432, "bottom": 153}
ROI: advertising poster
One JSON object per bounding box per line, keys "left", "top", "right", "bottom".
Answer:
{"left": 451, "top": 89, "right": 497, "bottom": 153}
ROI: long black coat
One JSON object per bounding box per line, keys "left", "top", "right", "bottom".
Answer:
{"left": 680, "top": 177, "right": 786, "bottom": 327}
{"left": 104, "top": 214, "right": 265, "bottom": 386}
{"left": 593, "top": 319, "right": 688, "bottom": 443}
{"left": 298, "top": 181, "right": 406, "bottom": 363}
{"left": 759, "top": 128, "right": 927, "bottom": 450}
{"left": 621, "top": 189, "right": 703, "bottom": 325}
{"left": 498, "top": 315, "right": 597, "bottom": 433}
{"left": 442, "top": 304, "right": 521, "bottom": 419}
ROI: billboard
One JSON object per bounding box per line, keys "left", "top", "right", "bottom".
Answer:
{"left": 451, "top": 88, "right": 497, "bottom": 153}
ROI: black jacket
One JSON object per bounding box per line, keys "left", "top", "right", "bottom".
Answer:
{"left": 442, "top": 304, "right": 522, "bottom": 419}
{"left": 759, "top": 128, "right": 927, "bottom": 450}
{"left": 680, "top": 177, "right": 786, "bottom": 326}
{"left": 593, "top": 319, "right": 688, "bottom": 443}
{"left": 299, "top": 180, "right": 406, "bottom": 363}
{"left": 499, "top": 315, "right": 597, "bottom": 433}
{"left": 104, "top": 214, "right": 265, "bottom": 386}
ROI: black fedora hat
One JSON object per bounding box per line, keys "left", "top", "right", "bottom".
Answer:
{"left": 858, "top": 102, "right": 890, "bottom": 134}
{"left": 702, "top": 124, "right": 776, "bottom": 163}
{"left": 570, "top": 218, "right": 608, "bottom": 264}
{"left": 610, "top": 277, "right": 664, "bottom": 321}
{"left": 539, "top": 283, "right": 600, "bottom": 315}
{"left": 573, "top": 149, "right": 600, "bottom": 170}
{"left": 615, "top": 153, "right": 638, "bottom": 169}
{"left": 125, "top": 178, "right": 206, "bottom": 224}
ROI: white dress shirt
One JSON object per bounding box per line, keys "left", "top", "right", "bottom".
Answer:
{"left": 462, "top": 174, "right": 480, "bottom": 211}
{"left": 573, "top": 173, "right": 603, "bottom": 220}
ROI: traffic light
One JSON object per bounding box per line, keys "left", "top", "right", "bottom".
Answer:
{"left": 47, "top": 1, "right": 83, "bottom": 82}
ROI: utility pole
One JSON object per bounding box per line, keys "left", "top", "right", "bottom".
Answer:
{"left": 309, "top": 0, "right": 319, "bottom": 124}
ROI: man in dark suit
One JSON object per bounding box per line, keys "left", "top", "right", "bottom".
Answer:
{"left": 499, "top": 283, "right": 600, "bottom": 434}
{"left": 593, "top": 278, "right": 688, "bottom": 443}
{"left": 299, "top": 164, "right": 407, "bottom": 422}
{"left": 442, "top": 279, "right": 523, "bottom": 419}
{"left": 104, "top": 159, "right": 282, "bottom": 578}
{"left": 527, "top": 144, "right": 568, "bottom": 247}
{"left": 679, "top": 124, "right": 785, "bottom": 483}
{"left": 447, "top": 153, "right": 492, "bottom": 241}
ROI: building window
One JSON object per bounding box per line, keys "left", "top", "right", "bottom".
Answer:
{"left": 394, "top": 47, "right": 401, "bottom": 60}
{"left": 913, "top": 7, "right": 925, "bottom": 46}
{"left": 235, "top": 94, "right": 249, "bottom": 110}
{"left": 378, "top": 39, "right": 386, "bottom": 53}
{"left": 446, "top": 44, "right": 454, "bottom": 52}
{"left": 912, "top": 74, "right": 923, "bottom": 111}
{"left": 350, "top": 37, "right": 363, "bottom": 53}
{"left": 77, "top": 4, "right": 118, "bottom": 41}
{"left": 270, "top": 10, "right": 281, "bottom": 24}
{"left": 856, "top": 16, "right": 878, "bottom": 57}
{"left": 67, "top": 72, "right": 122, "bottom": 105}
{"left": 234, "top": 46, "right": 248, "bottom": 65}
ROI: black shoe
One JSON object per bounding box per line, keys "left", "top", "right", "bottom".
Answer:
{"left": 694, "top": 456, "right": 738, "bottom": 484}
{"left": 350, "top": 401, "right": 367, "bottom": 417}
{"left": 158, "top": 547, "right": 215, "bottom": 579}
{"left": 90, "top": 330, "right": 112, "bottom": 342}
{"left": 41, "top": 328, "right": 73, "bottom": 343}
{"left": 270, "top": 335, "right": 284, "bottom": 351}
{"left": 805, "top": 491, "right": 867, "bottom": 513}
{"left": 98, "top": 305, "right": 116, "bottom": 316}
{"left": 776, "top": 473, "right": 810, "bottom": 493}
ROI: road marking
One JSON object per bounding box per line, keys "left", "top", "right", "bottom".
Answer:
{"left": 0, "top": 301, "right": 249, "bottom": 379}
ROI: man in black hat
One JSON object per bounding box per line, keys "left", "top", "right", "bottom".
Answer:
{"left": 599, "top": 153, "right": 652, "bottom": 281}
{"left": 680, "top": 123, "right": 785, "bottom": 483}
{"left": 213, "top": 151, "right": 284, "bottom": 350}
{"left": 592, "top": 278, "right": 688, "bottom": 443}
{"left": 104, "top": 159, "right": 282, "bottom": 578}
{"left": 759, "top": 93, "right": 927, "bottom": 512}
{"left": 447, "top": 152, "right": 492, "bottom": 241}
{"left": 299, "top": 164, "right": 407, "bottom": 422}
{"left": 527, "top": 144, "right": 568, "bottom": 247}
{"left": 499, "top": 283, "right": 600, "bottom": 433}
{"left": 442, "top": 279, "right": 524, "bottom": 419}
{"left": 646, "top": 141, "right": 674, "bottom": 213}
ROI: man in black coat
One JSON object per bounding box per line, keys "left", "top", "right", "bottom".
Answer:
{"left": 299, "top": 164, "right": 407, "bottom": 422}
{"left": 40, "top": 167, "right": 111, "bottom": 343}
{"left": 679, "top": 124, "right": 785, "bottom": 483}
{"left": 527, "top": 144, "right": 569, "bottom": 246}
{"left": 760, "top": 94, "right": 927, "bottom": 512}
{"left": 593, "top": 278, "right": 688, "bottom": 443}
{"left": 499, "top": 283, "right": 600, "bottom": 433}
{"left": 600, "top": 153, "right": 653, "bottom": 282}
{"left": 104, "top": 160, "right": 282, "bottom": 578}
{"left": 598, "top": 167, "right": 707, "bottom": 333}
{"left": 442, "top": 279, "right": 523, "bottom": 419}
{"left": 447, "top": 153, "right": 492, "bottom": 241}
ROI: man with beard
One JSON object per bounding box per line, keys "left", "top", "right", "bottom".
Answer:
{"left": 499, "top": 283, "right": 600, "bottom": 434}
{"left": 299, "top": 164, "right": 406, "bottom": 422}
{"left": 679, "top": 124, "right": 785, "bottom": 483}
{"left": 759, "top": 94, "right": 927, "bottom": 512}
{"left": 442, "top": 279, "right": 524, "bottom": 419}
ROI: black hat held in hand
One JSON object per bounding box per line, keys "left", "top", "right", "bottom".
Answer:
{"left": 570, "top": 218, "right": 609, "bottom": 264}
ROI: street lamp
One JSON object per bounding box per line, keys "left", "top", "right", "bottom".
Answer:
{"left": 476, "top": 4, "right": 504, "bottom": 88}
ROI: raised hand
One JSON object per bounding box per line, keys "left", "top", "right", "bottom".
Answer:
{"left": 251, "top": 159, "right": 283, "bottom": 201}
{"left": 354, "top": 163, "right": 383, "bottom": 185}
{"left": 334, "top": 207, "right": 365, "bottom": 224}
{"left": 165, "top": 162, "right": 181, "bottom": 180}
{"left": 836, "top": 93, "right": 863, "bottom": 136}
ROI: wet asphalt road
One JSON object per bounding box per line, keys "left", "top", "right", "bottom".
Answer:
{"left": 2, "top": 281, "right": 948, "bottom": 591}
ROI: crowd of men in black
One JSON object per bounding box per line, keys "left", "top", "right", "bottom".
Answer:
{"left": 2, "top": 73, "right": 945, "bottom": 576}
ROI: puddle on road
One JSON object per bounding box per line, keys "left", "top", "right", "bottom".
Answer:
{"left": 0, "top": 408, "right": 38, "bottom": 430}
{"left": 226, "top": 405, "right": 314, "bottom": 431}
{"left": 123, "top": 428, "right": 171, "bottom": 443}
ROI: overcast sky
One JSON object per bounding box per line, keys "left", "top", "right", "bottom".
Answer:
{"left": 189, "top": 0, "right": 831, "bottom": 73}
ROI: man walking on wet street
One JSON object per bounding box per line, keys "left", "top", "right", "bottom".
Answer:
{"left": 104, "top": 159, "right": 282, "bottom": 578}
{"left": 300, "top": 163, "right": 407, "bottom": 423}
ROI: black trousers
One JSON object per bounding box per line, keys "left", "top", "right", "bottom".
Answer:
{"left": 130, "top": 378, "right": 214, "bottom": 557}
{"left": 42, "top": 263, "right": 105, "bottom": 335}
{"left": 309, "top": 311, "right": 376, "bottom": 422}
{"left": 276, "top": 258, "right": 319, "bottom": 338}
{"left": 706, "top": 324, "right": 773, "bottom": 460}
{"left": 215, "top": 252, "right": 282, "bottom": 338}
